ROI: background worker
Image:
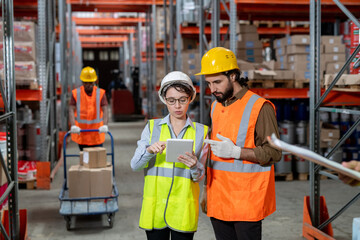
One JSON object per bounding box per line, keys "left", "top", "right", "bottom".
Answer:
{"left": 197, "top": 47, "right": 282, "bottom": 240}
{"left": 69, "top": 66, "right": 109, "bottom": 151}
{"left": 130, "top": 71, "right": 209, "bottom": 240}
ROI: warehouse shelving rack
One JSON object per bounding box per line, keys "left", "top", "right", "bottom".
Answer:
{"left": 1, "top": 2, "right": 59, "bottom": 237}
{"left": 207, "top": 0, "right": 360, "bottom": 238}
{"left": 1, "top": 1, "right": 20, "bottom": 239}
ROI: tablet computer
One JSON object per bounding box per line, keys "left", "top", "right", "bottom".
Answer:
{"left": 166, "top": 139, "right": 194, "bottom": 163}
{"left": 267, "top": 133, "right": 360, "bottom": 182}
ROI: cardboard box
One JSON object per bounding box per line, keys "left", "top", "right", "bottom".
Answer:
{"left": 273, "top": 70, "right": 294, "bottom": 80}
{"left": 237, "top": 48, "right": 262, "bottom": 57}
{"left": 237, "top": 59, "right": 256, "bottom": 71}
{"left": 321, "top": 35, "right": 343, "bottom": 45}
{"left": 83, "top": 148, "right": 98, "bottom": 168}
{"left": 0, "top": 156, "right": 7, "bottom": 186}
{"left": 294, "top": 71, "right": 311, "bottom": 80}
{"left": 79, "top": 151, "right": 83, "bottom": 166}
{"left": 0, "top": 21, "right": 36, "bottom": 42}
{"left": 238, "top": 24, "right": 257, "bottom": 34}
{"left": 323, "top": 44, "right": 346, "bottom": 53}
{"left": 275, "top": 61, "right": 288, "bottom": 70}
{"left": 325, "top": 62, "right": 345, "bottom": 74}
{"left": 321, "top": 53, "right": 346, "bottom": 62}
{"left": 289, "top": 62, "right": 311, "bottom": 71}
{"left": 275, "top": 37, "right": 287, "bottom": 48}
{"left": 1, "top": 42, "right": 36, "bottom": 61}
{"left": 324, "top": 74, "right": 360, "bottom": 87}
{"left": 181, "top": 37, "right": 198, "bottom": 50}
{"left": 90, "top": 166, "right": 113, "bottom": 198}
{"left": 287, "top": 35, "right": 310, "bottom": 45}
{"left": 288, "top": 54, "right": 310, "bottom": 63}
{"left": 234, "top": 34, "right": 262, "bottom": 49}
{"left": 276, "top": 47, "right": 286, "bottom": 56}
{"left": 68, "top": 165, "right": 90, "bottom": 198}
{"left": 94, "top": 147, "right": 107, "bottom": 168}
{"left": 320, "top": 123, "right": 340, "bottom": 148}
{"left": 83, "top": 147, "right": 107, "bottom": 168}
{"left": 240, "top": 55, "right": 263, "bottom": 63}
{"left": 247, "top": 70, "right": 276, "bottom": 80}
{"left": 286, "top": 45, "right": 310, "bottom": 54}
{"left": 182, "top": 49, "right": 200, "bottom": 77}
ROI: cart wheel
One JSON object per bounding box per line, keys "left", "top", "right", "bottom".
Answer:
{"left": 65, "top": 216, "right": 71, "bottom": 230}
{"left": 107, "top": 213, "right": 114, "bottom": 228}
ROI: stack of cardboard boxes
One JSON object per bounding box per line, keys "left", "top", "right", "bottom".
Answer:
{"left": 224, "top": 24, "right": 263, "bottom": 63}
{"left": 68, "top": 147, "right": 113, "bottom": 199}
{"left": 181, "top": 37, "right": 200, "bottom": 81}
{"left": 321, "top": 36, "right": 346, "bottom": 76}
{"left": 0, "top": 21, "right": 37, "bottom": 88}
{"left": 275, "top": 35, "right": 312, "bottom": 80}
{"left": 275, "top": 35, "right": 347, "bottom": 84}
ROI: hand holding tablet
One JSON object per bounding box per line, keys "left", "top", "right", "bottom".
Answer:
{"left": 166, "top": 139, "right": 194, "bottom": 163}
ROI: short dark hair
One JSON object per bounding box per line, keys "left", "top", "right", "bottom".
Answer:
{"left": 161, "top": 82, "right": 193, "bottom": 99}
{"left": 222, "top": 69, "right": 248, "bottom": 87}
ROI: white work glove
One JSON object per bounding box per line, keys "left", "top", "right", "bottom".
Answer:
{"left": 204, "top": 134, "right": 241, "bottom": 159}
{"left": 70, "top": 125, "right": 81, "bottom": 134}
{"left": 99, "top": 125, "right": 109, "bottom": 133}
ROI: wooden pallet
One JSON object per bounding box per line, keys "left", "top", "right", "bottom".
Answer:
{"left": 324, "top": 85, "right": 360, "bottom": 92}
{"left": 19, "top": 179, "right": 36, "bottom": 189}
{"left": 248, "top": 79, "right": 294, "bottom": 89}
{"left": 290, "top": 21, "right": 310, "bottom": 28}
{"left": 253, "top": 20, "right": 286, "bottom": 28}
{"left": 275, "top": 172, "right": 293, "bottom": 181}
{"left": 298, "top": 173, "right": 309, "bottom": 181}
{"left": 295, "top": 79, "right": 310, "bottom": 88}
{"left": 15, "top": 81, "right": 39, "bottom": 90}
{"left": 181, "top": 21, "right": 198, "bottom": 27}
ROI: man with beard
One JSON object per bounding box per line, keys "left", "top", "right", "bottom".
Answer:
{"left": 69, "top": 66, "right": 109, "bottom": 150}
{"left": 196, "top": 47, "right": 281, "bottom": 240}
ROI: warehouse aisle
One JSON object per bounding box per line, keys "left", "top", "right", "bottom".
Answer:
{"left": 18, "top": 121, "right": 360, "bottom": 240}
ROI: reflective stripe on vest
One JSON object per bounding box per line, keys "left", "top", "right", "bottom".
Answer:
{"left": 139, "top": 118, "right": 208, "bottom": 232}
{"left": 210, "top": 94, "right": 271, "bottom": 173}
{"left": 76, "top": 87, "right": 103, "bottom": 124}
{"left": 145, "top": 119, "right": 206, "bottom": 179}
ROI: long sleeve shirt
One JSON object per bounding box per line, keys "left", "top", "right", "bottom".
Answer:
{"left": 223, "top": 87, "right": 282, "bottom": 165}
{"left": 130, "top": 114, "right": 209, "bottom": 182}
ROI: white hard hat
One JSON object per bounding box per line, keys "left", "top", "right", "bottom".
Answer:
{"left": 158, "top": 71, "right": 196, "bottom": 104}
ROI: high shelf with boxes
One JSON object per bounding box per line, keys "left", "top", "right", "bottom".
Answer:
{"left": 67, "top": 1, "right": 161, "bottom": 118}
{"left": 2, "top": 1, "right": 59, "bottom": 171}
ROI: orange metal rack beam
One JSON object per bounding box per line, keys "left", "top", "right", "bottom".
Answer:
{"left": 77, "top": 28, "right": 136, "bottom": 35}
{"left": 68, "top": 0, "right": 172, "bottom": 4}
{"left": 72, "top": 17, "right": 146, "bottom": 26}
{"left": 82, "top": 43, "right": 124, "bottom": 48}
{"left": 180, "top": 26, "right": 229, "bottom": 35}
{"left": 79, "top": 36, "right": 128, "bottom": 43}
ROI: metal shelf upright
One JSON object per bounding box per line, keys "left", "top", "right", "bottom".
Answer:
{"left": 306, "top": 0, "right": 360, "bottom": 237}
{"left": 37, "top": 0, "right": 58, "bottom": 167}
{"left": 1, "top": 0, "right": 19, "bottom": 239}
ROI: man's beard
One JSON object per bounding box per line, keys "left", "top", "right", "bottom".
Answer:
{"left": 213, "top": 82, "right": 233, "bottom": 103}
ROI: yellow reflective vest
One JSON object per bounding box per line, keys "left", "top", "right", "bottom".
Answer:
{"left": 139, "top": 119, "right": 208, "bottom": 232}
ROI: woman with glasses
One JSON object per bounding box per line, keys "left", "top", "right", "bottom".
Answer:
{"left": 131, "top": 71, "right": 209, "bottom": 240}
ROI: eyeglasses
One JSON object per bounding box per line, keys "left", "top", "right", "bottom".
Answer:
{"left": 165, "top": 96, "right": 190, "bottom": 105}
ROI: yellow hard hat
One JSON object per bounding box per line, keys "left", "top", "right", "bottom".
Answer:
{"left": 195, "top": 47, "right": 239, "bottom": 75}
{"left": 80, "top": 67, "right": 98, "bottom": 82}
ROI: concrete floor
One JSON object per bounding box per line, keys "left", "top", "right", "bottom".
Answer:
{"left": 18, "top": 121, "right": 360, "bottom": 240}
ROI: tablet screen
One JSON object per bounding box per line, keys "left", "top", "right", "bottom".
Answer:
{"left": 166, "top": 139, "right": 194, "bottom": 163}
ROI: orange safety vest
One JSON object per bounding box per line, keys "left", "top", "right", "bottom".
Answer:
{"left": 207, "top": 90, "right": 276, "bottom": 222}
{"left": 71, "top": 85, "right": 105, "bottom": 145}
